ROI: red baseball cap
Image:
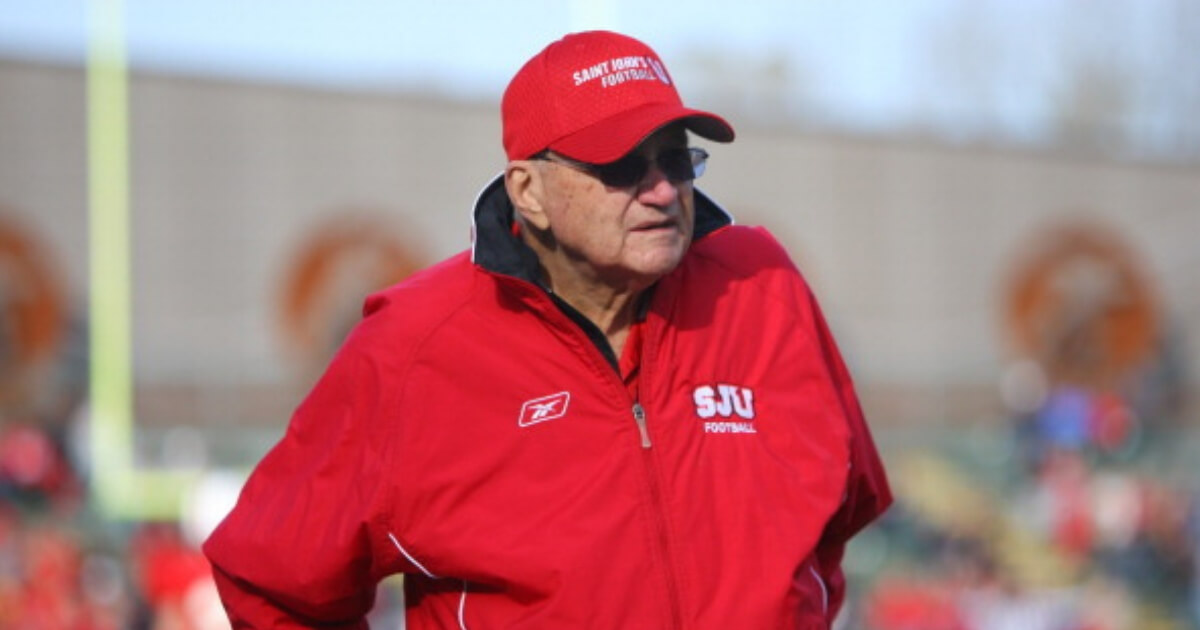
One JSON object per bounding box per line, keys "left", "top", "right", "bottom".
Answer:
{"left": 502, "top": 31, "right": 735, "bottom": 163}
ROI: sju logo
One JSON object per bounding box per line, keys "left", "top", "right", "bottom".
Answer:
{"left": 693, "top": 384, "right": 755, "bottom": 419}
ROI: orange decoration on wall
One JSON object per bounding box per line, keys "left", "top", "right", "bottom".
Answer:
{"left": 278, "top": 214, "right": 424, "bottom": 367}
{"left": 1004, "top": 220, "right": 1159, "bottom": 390}
{"left": 0, "top": 213, "right": 66, "bottom": 412}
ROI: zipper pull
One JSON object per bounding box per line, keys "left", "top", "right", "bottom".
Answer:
{"left": 632, "top": 402, "right": 652, "bottom": 448}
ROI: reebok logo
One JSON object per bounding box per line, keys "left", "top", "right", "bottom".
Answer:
{"left": 518, "top": 391, "right": 571, "bottom": 427}
{"left": 694, "top": 384, "right": 757, "bottom": 434}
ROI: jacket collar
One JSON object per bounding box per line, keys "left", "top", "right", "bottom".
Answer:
{"left": 469, "top": 173, "right": 734, "bottom": 280}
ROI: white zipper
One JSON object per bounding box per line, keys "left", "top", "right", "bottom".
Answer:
{"left": 632, "top": 402, "right": 652, "bottom": 448}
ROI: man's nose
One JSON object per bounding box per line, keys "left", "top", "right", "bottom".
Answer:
{"left": 636, "top": 164, "right": 680, "bottom": 207}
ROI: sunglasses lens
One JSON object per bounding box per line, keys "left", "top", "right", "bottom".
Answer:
{"left": 689, "top": 148, "right": 708, "bottom": 179}
{"left": 596, "top": 155, "right": 649, "bottom": 188}
{"left": 658, "top": 149, "right": 697, "bottom": 182}
{"left": 581, "top": 147, "right": 709, "bottom": 187}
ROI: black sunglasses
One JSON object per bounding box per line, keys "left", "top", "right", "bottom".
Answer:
{"left": 534, "top": 147, "right": 709, "bottom": 188}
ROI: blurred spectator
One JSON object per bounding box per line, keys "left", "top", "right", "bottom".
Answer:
{"left": 0, "top": 422, "right": 79, "bottom": 503}
{"left": 863, "top": 574, "right": 968, "bottom": 630}
{"left": 130, "top": 524, "right": 228, "bottom": 630}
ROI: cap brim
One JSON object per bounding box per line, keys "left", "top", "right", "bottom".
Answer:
{"left": 548, "top": 103, "right": 735, "bottom": 164}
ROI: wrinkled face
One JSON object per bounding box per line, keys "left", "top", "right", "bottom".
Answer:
{"left": 534, "top": 125, "right": 695, "bottom": 289}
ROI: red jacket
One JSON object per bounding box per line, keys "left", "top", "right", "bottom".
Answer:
{"left": 204, "top": 179, "right": 891, "bottom": 629}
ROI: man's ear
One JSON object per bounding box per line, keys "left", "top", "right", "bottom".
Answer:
{"left": 505, "top": 161, "right": 551, "bottom": 231}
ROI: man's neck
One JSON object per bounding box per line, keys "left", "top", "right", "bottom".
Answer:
{"left": 543, "top": 262, "right": 649, "bottom": 359}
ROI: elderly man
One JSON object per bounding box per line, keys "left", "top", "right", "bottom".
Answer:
{"left": 204, "top": 30, "right": 891, "bottom": 629}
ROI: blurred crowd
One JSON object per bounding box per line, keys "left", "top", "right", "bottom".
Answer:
{"left": 851, "top": 385, "right": 1199, "bottom": 630}
{"left": 0, "top": 422, "right": 225, "bottom": 630}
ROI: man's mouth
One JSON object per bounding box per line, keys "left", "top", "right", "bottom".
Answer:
{"left": 633, "top": 218, "right": 677, "bottom": 231}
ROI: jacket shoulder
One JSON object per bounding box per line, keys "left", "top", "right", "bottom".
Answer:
{"left": 690, "top": 224, "right": 804, "bottom": 283}
{"left": 359, "top": 251, "right": 477, "bottom": 336}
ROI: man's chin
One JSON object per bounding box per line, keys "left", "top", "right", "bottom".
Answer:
{"left": 626, "top": 250, "right": 687, "bottom": 281}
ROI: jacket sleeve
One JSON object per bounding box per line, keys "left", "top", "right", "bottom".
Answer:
{"left": 202, "top": 317, "right": 414, "bottom": 628}
{"left": 805, "top": 284, "right": 893, "bottom": 624}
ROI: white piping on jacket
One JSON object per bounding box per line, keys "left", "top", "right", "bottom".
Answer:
{"left": 458, "top": 581, "right": 470, "bottom": 630}
{"left": 387, "top": 532, "right": 438, "bottom": 579}
{"left": 809, "top": 564, "right": 829, "bottom": 615}
{"left": 387, "top": 532, "right": 471, "bottom": 629}
{"left": 695, "top": 187, "right": 735, "bottom": 226}
{"left": 468, "top": 173, "right": 505, "bottom": 264}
